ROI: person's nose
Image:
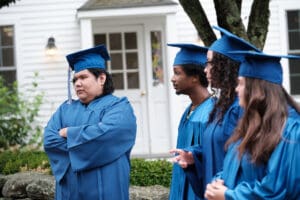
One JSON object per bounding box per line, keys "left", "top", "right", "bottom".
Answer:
{"left": 74, "top": 79, "right": 82, "bottom": 87}
{"left": 171, "top": 75, "right": 176, "bottom": 83}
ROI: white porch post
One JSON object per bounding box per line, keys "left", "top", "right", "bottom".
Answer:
{"left": 79, "top": 18, "right": 93, "bottom": 49}
{"left": 165, "top": 13, "right": 182, "bottom": 149}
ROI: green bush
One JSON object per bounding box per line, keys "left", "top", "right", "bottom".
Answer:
{"left": 0, "top": 74, "right": 43, "bottom": 149}
{"left": 0, "top": 151, "right": 172, "bottom": 187}
{"left": 0, "top": 151, "right": 50, "bottom": 175}
{"left": 130, "top": 158, "right": 172, "bottom": 187}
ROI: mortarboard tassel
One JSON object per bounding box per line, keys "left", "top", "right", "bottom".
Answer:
{"left": 67, "top": 67, "right": 72, "bottom": 104}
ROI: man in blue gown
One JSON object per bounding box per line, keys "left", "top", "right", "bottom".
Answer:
{"left": 168, "top": 43, "right": 214, "bottom": 200}
{"left": 44, "top": 45, "right": 137, "bottom": 200}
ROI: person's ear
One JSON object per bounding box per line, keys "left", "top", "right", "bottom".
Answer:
{"left": 192, "top": 76, "right": 198, "bottom": 83}
{"left": 98, "top": 73, "right": 106, "bottom": 86}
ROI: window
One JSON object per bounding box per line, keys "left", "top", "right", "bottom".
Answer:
{"left": 287, "top": 10, "right": 300, "bottom": 94}
{"left": 151, "top": 31, "right": 164, "bottom": 86}
{"left": 94, "top": 32, "right": 140, "bottom": 90}
{"left": 0, "top": 25, "right": 15, "bottom": 87}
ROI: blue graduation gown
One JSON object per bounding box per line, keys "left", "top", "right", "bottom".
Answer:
{"left": 219, "top": 141, "right": 266, "bottom": 199}
{"left": 44, "top": 95, "right": 137, "bottom": 200}
{"left": 169, "top": 97, "right": 214, "bottom": 200}
{"left": 222, "top": 107, "right": 300, "bottom": 199}
{"left": 185, "top": 97, "right": 243, "bottom": 199}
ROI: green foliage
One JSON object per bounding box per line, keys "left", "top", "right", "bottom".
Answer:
{"left": 0, "top": 74, "right": 43, "bottom": 149}
{"left": 0, "top": 151, "right": 172, "bottom": 187}
{"left": 0, "top": 151, "right": 50, "bottom": 175}
{"left": 130, "top": 158, "right": 172, "bottom": 187}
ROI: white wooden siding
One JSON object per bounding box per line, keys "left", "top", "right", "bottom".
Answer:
{"left": 0, "top": 0, "right": 298, "bottom": 145}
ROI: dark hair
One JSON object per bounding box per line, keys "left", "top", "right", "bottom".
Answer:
{"left": 88, "top": 68, "right": 115, "bottom": 95}
{"left": 208, "top": 52, "right": 240, "bottom": 123}
{"left": 181, "top": 63, "right": 208, "bottom": 87}
{"left": 226, "top": 78, "right": 290, "bottom": 164}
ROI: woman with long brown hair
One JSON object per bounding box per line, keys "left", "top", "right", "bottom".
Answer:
{"left": 205, "top": 51, "right": 300, "bottom": 200}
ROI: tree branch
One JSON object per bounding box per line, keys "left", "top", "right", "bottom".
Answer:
{"left": 213, "top": 0, "right": 248, "bottom": 40}
{"left": 247, "top": 0, "right": 270, "bottom": 50}
{"left": 179, "top": 0, "right": 216, "bottom": 46}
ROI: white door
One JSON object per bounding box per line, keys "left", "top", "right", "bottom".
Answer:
{"left": 93, "top": 25, "right": 150, "bottom": 155}
{"left": 93, "top": 23, "right": 172, "bottom": 157}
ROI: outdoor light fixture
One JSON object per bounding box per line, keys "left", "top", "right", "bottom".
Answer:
{"left": 45, "top": 36, "right": 58, "bottom": 56}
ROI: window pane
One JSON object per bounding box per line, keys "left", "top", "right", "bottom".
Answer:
{"left": 111, "top": 73, "right": 124, "bottom": 89}
{"left": 290, "top": 75, "right": 300, "bottom": 94}
{"left": 111, "top": 53, "right": 123, "bottom": 70}
{"left": 287, "top": 11, "right": 300, "bottom": 30}
{"left": 289, "top": 58, "right": 300, "bottom": 94}
{"left": 0, "top": 70, "right": 16, "bottom": 87}
{"left": 151, "top": 31, "right": 164, "bottom": 86}
{"left": 109, "top": 33, "right": 122, "bottom": 50}
{"left": 94, "top": 34, "right": 106, "bottom": 46}
{"left": 127, "top": 72, "right": 139, "bottom": 89}
{"left": 1, "top": 26, "right": 14, "bottom": 46}
{"left": 287, "top": 11, "right": 300, "bottom": 94}
{"left": 2, "top": 48, "right": 14, "bottom": 66}
{"left": 125, "top": 32, "right": 137, "bottom": 49}
{"left": 288, "top": 32, "right": 300, "bottom": 50}
{"left": 126, "top": 52, "right": 138, "bottom": 69}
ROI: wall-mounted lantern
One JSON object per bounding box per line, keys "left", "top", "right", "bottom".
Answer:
{"left": 45, "top": 36, "right": 58, "bottom": 56}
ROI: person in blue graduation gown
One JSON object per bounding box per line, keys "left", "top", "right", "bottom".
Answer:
{"left": 167, "top": 43, "right": 214, "bottom": 200}
{"left": 204, "top": 51, "right": 300, "bottom": 200}
{"left": 170, "top": 26, "right": 261, "bottom": 199}
{"left": 43, "top": 45, "right": 137, "bottom": 200}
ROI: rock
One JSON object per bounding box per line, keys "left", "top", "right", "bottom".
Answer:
{"left": 0, "top": 172, "right": 169, "bottom": 200}
{"left": 130, "top": 185, "right": 169, "bottom": 200}
{"left": 2, "top": 172, "right": 54, "bottom": 200}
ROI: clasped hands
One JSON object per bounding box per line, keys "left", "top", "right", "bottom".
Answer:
{"left": 169, "top": 148, "right": 227, "bottom": 200}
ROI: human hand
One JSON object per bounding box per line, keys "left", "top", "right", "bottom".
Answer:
{"left": 169, "top": 148, "right": 194, "bottom": 168}
{"left": 59, "top": 128, "right": 68, "bottom": 138}
{"left": 204, "top": 179, "right": 226, "bottom": 200}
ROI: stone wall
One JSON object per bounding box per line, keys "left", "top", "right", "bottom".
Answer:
{"left": 0, "top": 172, "right": 169, "bottom": 200}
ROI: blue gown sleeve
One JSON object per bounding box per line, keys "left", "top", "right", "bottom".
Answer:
{"left": 67, "top": 98, "right": 137, "bottom": 171}
{"left": 224, "top": 118, "right": 300, "bottom": 200}
{"left": 252, "top": 120, "right": 300, "bottom": 200}
{"left": 43, "top": 102, "right": 70, "bottom": 182}
{"left": 183, "top": 145, "right": 204, "bottom": 197}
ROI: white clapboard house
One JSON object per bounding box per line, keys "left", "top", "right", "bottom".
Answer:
{"left": 0, "top": 0, "right": 299, "bottom": 158}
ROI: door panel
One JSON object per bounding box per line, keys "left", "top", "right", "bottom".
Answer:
{"left": 94, "top": 25, "right": 150, "bottom": 155}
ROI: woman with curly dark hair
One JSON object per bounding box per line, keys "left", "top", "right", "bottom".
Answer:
{"left": 170, "top": 26, "right": 260, "bottom": 199}
{"left": 205, "top": 51, "right": 300, "bottom": 200}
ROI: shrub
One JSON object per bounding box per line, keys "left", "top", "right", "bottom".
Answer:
{"left": 0, "top": 73, "right": 43, "bottom": 149}
{"left": 0, "top": 151, "right": 172, "bottom": 187}
{"left": 0, "top": 151, "right": 50, "bottom": 175}
{"left": 130, "top": 158, "right": 172, "bottom": 187}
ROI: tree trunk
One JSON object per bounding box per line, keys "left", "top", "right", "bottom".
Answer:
{"left": 179, "top": 0, "right": 217, "bottom": 46}
{"left": 247, "top": 0, "right": 270, "bottom": 50}
{"left": 178, "top": 0, "right": 271, "bottom": 50}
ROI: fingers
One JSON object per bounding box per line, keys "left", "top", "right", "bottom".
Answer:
{"left": 169, "top": 148, "right": 184, "bottom": 155}
{"left": 178, "top": 159, "right": 188, "bottom": 168}
{"left": 215, "top": 179, "right": 224, "bottom": 186}
{"left": 205, "top": 183, "right": 215, "bottom": 199}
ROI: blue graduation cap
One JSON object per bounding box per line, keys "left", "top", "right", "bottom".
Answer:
{"left": 229, "top": 51, "right": 300, "bottom": 84}
{"left": 66, "top": 45, "right": 110, "bottom": 73}
{"left": 209, "top": 26, "right": 261, "bottom": 62}
{"left": 168, "top": 43, "right": 208, "bottom": 67}
{"left": 65, "top": 45, "right": 110, "bottom": 104}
